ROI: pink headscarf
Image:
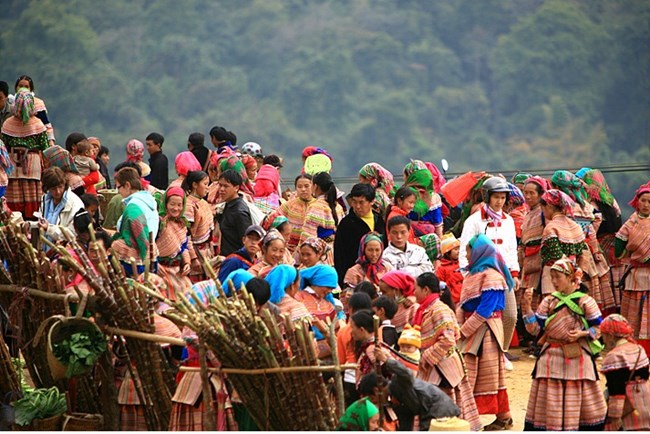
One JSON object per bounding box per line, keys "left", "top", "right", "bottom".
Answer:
{"left": 629, "top": 181, "right": 650, "bottom": 212}
{"left": 525, "top": 176, "right": 551, "bottom": 193}
{"left": 380, "top": 270, "right": 415, "bottom": 297}
{"left": 254, "top": 164, "right": 280, "bottom": 198}
{"left": 425, "top": 162, "right": 446, "bottom": 193}
{"left": 126, "top": 139, "right": 145, "bottom": 162}
{"left": 175, "top": 151, "right": 201, "bottom": 177}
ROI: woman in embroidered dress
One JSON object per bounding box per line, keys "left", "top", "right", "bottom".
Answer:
{"left": 264, "top": 174, "right": 315, "bottom": 254}
{"left": 270, "top": 216, "right": 295, "bottom": 265}
{"left": 299, "top": 172, "right": 343, "bottom": 265}
{"left": 552, "top": 170, "right": 614, "bottom": 313}
{"left": 14, "top": 75, "right": 55, "bottom": 145}
{"left": 248, "top": 228, "right": 286, "bottom": 278}
{"left": 298, "top": 237, "right": 330, "bottom": 269}
{"left": 43, "top": 145, "right": 85, "bottom": 197}
{"left": 378, "top": 270, "right": 419, "bottom": 334}
{"left": 358, "top": 162, "right": 395, "bottom": 216}
{"left": 521, "top": 256, "right": 607, "bottom": 431}
{"left": 344, "top": 231, "right": 392, "bottom": 289}
{"left": 581, "top": 169, "right": 624, "bottom": 311}
{"left": 1, "top": 89, "right": 49, "bottom": 218}
{"left": 539, "top": 190, "right": 588, "bottom": 296}
{"left": 182, "top": 171, "right": 214, "bottom": 283}
{"left": 401, "top": 159, "right": 444, "bottom": 238}
{"left": 156, "top": 187, "right": 192, "bottom": 300}
{"left": 414, "top": 272, "right": 482, "bottom": 431}
{"left": 600, "top": 314, "right": 650, "bottom": 431}
{"left": 458, "top": 234, "right": 514, "bottom": 431}
{"left": 615, "top": 182, "right": 650, "bottom": 355}
{"left": 265, "top": 264, "right": 312, "bottom": 323}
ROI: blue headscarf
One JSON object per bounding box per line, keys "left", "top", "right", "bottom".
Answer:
{"left": 467, "top": 234, "right": 515, "bottom": 291}
{"left": 575, "top": 167, "right": 592, "bottom": 179}
{"left": 299, "top": 265, "right": 342, "bottom": 319}
{"left": 223, "top": 269, "right": 254, "bottom": 296}
{"left": 265, "top": 264, "right": 298, "bottom": 304}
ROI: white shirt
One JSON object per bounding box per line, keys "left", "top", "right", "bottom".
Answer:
{"left": 458, "top": 207, "right": 520, "bottom": 273}
{"left": 382, "top": 242, "right": 434, "bottom": 278}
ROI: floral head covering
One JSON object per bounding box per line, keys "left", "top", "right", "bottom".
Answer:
{"left": 358, "top": 162, "right": 395, "bottom": 193}
{"left": 541, "top": 189, "right": 576, "bottom": 217}
{"left": 511, "top": 172, "right": 533, "bottom": 185}
{"left": 507, "top": 182, "right": 525, "bottom": 206}
{"left": 13, "top": 89, "right": 35, "bottom": 124}
{"left": 581, "top": 169, "right": 615, "bottom": 207}
{"left": 219, "top": 154, "right": 254, "bottom": 195}
{"left": 550, "top": 255, "right": 583, "bottom": 284}
{"left": 126, "top": 139, "right": 145, "bottom": 163}
{"left": 175, "top": 151, "right": 201, "bottom": 177}
{"left": 467, "top": 234, "right": 515, "bottom": 291}
{"left": 271, "top": 216, "right": 289, "bottom": 229}
{"left": 262, "top": 228, "right": 285, "bottom": 248}
{"left": 302, "top": 146, "right": 333, "bottom": 161}
{"left": 338, "top": 398, "right": 379, "bottom": 431}
{"left": 524, "top": 176, "right": 551, "bottom": 193}
{"left": 629, "top": 181, "right": 650, "bottom": 212}
{"left": 265, "top": 264, "right": 298, "bottom": 304}
{"left": 355, "top": 232, "right": 387, "bottom": 285}
{"left": 551, "top": 170, "right": 588, "bottom": 207}
{"left": 380, "top": 270, "right": 415, "bottom": 297}
{"left": 420, "top": 233, "right": 442, "bottom": 262}
{"left": 300, "top": 237, "right": 329, "bottom": 258}
{"left": 600, "top": 314, "right": 634, "bottom": 338}
{"left": 43, "top": 146, "right": 79, "bottom": 174}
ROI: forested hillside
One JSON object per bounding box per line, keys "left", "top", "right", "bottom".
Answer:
{"left": 1, "top": 0, "right": 648, "bottom": 204}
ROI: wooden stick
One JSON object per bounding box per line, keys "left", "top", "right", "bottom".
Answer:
{"left": 0, "top": 284, "right": 78, "bottom": 302}
{"left": 199, "top": 342, "right": 216, "bottom": 430}
{"left": 328, "top": 318, "right": 346, "bottom": 417}
{"left": 179, "top": 364, "right": 358, "bottom": 374}
{"left": 104, "top": 326, "right": 186, "bottom": 347}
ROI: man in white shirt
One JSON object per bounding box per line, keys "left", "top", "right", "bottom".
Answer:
{"left": 382, "top": 215, "right": 434, "bottom": 278}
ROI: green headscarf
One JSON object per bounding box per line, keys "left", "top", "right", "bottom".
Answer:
{"left": 403, "top": 160, "right": 434, "bottom": 217}
{"left": 551, "top": 170, "right": 588, "bottom": 207}
{"left": 581, "top": 169, "right": 615, "bottom": 207}
{"left": 338, "top": 398, "right": 379, "bottom": 431}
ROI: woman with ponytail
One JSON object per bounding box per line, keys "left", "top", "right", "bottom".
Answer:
{"left": 414, "top": 273, "right": 481, "bottom": 431}
{"left": 299, "top": 172, "right": 343, "bottom": 265}
{"left": 182, "top": 170, "right": 214, "bottom": 282}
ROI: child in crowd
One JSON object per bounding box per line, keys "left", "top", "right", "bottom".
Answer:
{"left": 397, "top": 324, "right": 421, "bottom": 363}
{"left": 74, "top": 141, "right": 101, "bottom": 194}
{"left": 435, "top": 233, "right": 463, "bottom": 304}
{"left": 372, "top": 295, "right": 398, "bottom": 349}
{"left": 80, "top": 193, "right": 102, "bottom": 228}
{"left": 385, "top": 186, "right": 417, "bottom": 244}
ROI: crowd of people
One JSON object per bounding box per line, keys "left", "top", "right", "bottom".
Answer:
{"left": 1, "top": 75, "right": 649, "bottom": 431}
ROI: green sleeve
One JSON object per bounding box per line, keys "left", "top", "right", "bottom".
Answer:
{"left": 614, "top": 238, "right": 627, "bottom": 259}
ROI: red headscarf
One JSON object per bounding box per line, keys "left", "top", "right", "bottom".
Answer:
{"left": 600, "top": 314, "right": 634, "bottom": 339}
{"left": 175, "top": 151, "right": 201, "bottom": 177}
{"left": 524, "top": 176, "right": 551, "bottom": 193}
{"left": 254, "top": 164, "right": 280, "bottom": 198}
{"left": 380, "top": 270, "right": 415, "bottom": 297}
{"left": 629, "top": 181, "right": 650, "bottom": 212}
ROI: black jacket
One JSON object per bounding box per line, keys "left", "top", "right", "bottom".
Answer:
{"left": 148, "top": 151, "right": 169, "bottom": 190}
{"left": 333, "top": 209, "right": 385, "bottom": 287}
{"left": 216, "top": 196, "right": 252, "bottom": 256}
{"left": 97, "top": 158, "right": 111, "bottom": 189}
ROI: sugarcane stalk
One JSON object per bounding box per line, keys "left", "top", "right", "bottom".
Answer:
{"left": 199, "top": 342, "right": 216, "bottom": 430}
{"left": 328, "top": 317, "right": 345, "bottom": 418}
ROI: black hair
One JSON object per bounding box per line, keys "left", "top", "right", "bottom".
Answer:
{"left": 146, "top": 132, "right": 165, "bottom": 147}
{"left": 348, "top": 292, "right": 372, "bottom": 313}
{"left": 387, "top": 215, "right": 411, "bottom": 230}
{"left": 80, "top": 193, "right": 99, "bottom": 208}
{"left": 372, "top": 296, "right": 398, "bottom": 320}
{"left": 0, "top": 81, "right": 8, "bottom": 97}
{"left": 188, "top": 132, "right": 205, "bottom": 148}
{"left": 97, "top": 145, "right": 110, "bottom": 158}
{"left": 416, "top": 272, "right": 455, "bottom": 310}
{"left": 246, "top": 278, "right": 271, "bottom": 306}
{"left": 348, "top": 183, "right": 375, "bottom": 202}
{"left": 73, "top": 209, "right": 94, "bottom": 234}
{"left": 219, "top": 169, "right": 243, "bottom": 187}
{"left": 262, "top": 154, "right": 283, "bottom": 168}
{"left": 65, "top": 132, "right": 87, "bottom": 153}
{"left": 114, "top": 161, "right": 141, "bottom": 176}
{"left": 524, "top": 180, "right": 544, "bottom": 196}
{"left": 354, "top": 281, "right": 378, "bottom": 300}
{"left": 358, "top": 372, "right": 378, "bottom": 397}
{"left": 351, "top": 309, "right": 375, "bottom": 333}
{"left": 181, "top": 170, "right": 208, "bottom": 192}
{"left": 275, "top": 221, "right": 290, "bottom": 233}
{"left": 96, "top": 230, "right": 113, "bottom": 249}
{"left": 15, "top": 75, "right": 34, "bottom": 92}
{"left": 209, "top": 126, "right": 237, "bottom": 147}
{"left": 394, "top": 186, "right": 416, "bottom": 204}
{"left": 312, "top": 172, "right": 339, "bottom": 226}
{"left": 294, "top": 173, "right": 312, "bottom": 186}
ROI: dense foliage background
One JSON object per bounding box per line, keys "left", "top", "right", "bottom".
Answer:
{"left": 1, "top": 0, "right": 648, "bottom": 212}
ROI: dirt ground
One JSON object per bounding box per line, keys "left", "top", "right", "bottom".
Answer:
{"left": 487, "top": 347, "right": 607, "bottom": 431}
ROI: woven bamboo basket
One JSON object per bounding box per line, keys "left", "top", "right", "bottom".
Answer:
{"left": 13, "top": 413, "right": 63, "bottom": 431}
{"left": 46, "top": 317, "right": 103, "bottom": 380}
{"left": 62, "top": 412, "right": 104, "bottom": 431}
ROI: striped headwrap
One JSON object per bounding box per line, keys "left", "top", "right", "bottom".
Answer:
{"left": 541, "top": 189, "right": 575, "bottom": 217}
{"left": 359, "top": 162, "right": 395, "bottom": 193}
{"left": 420, "top": 233, "right": 442, "bottom": 262}
{"left": 581, "top": 169, "right": 615, "bottom": 206}
{"left": 551, "top": 170, "right": 588, "bottom": 207}
{"left": 507, "top": 182, "right": 525, "bottom": 206}
{"left": 13, "top": 89, "right": 35, "bottom": 124}
{"left": 43, "top": 145, "right": 79, "bottom": 174}
{"left": 219, "top": 154, "right": 254, "bottom": 195}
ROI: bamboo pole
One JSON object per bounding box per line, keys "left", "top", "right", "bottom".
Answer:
{"left": 104, "top": 326, "right": 186, "bottom": 347}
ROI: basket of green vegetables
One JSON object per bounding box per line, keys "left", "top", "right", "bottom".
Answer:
{"left": 12, "top": 386, "right": 67, "bottom": 430}
{"left": 48, "top": 317, "right": 107, "bottom": 379}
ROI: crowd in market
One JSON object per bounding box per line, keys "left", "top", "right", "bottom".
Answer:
{"left": 1, "top": 76, "right": 650, "bottom": 431}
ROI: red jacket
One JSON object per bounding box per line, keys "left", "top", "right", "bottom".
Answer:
{"left": 435, "top": 258, "right": 463, "bottom": 304}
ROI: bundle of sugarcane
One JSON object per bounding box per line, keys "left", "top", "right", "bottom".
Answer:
{"left": 0, "top": 332, "right": 20, "bottom": 399}
{"left": 159, "top": 280, "right": 339, "bottom": 431}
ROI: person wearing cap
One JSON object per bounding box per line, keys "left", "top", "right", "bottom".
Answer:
{"left": 435, "top": 233, "right": 463, "bottom": 304}
{"left": 397, "top": 324, "right": 421, "bottom": 363}
{"left": 600, "top": 314, "right": 650, "bottom": 431}
{"left": 217, "top": 224, "right": 265, "bottom": 284}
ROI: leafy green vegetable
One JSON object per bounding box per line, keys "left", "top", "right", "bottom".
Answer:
{"left": 12, "top": 387, "right": 67, "bottom": 426}
{"left": 52, "top": 328, "right": 107, "bottom": 378}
